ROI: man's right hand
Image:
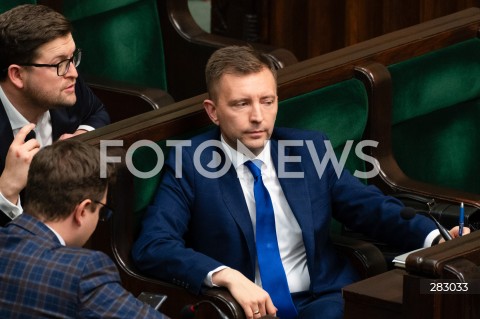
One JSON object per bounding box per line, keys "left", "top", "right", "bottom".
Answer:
{"left": 0, "top": 123, "right": 40, "bottom": 204}
{"left": 212, "top": 268, "right": 277, "bottom": 319}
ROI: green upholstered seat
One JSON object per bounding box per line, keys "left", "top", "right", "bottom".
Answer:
{"left": 130, "top": 78, "right": 370, "bottom": 235}
{"left": 389, "top": 38, "right": 480, "bottom": 194}
{"left": 62, "top": 0, "right": 167, "bottom": 90}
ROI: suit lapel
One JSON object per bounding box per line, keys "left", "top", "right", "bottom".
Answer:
{"left": 0, "top": 101, "right": 14, "bottom": 173}
{"left": 49, "top": 109, "right": 63, "bottom": 141}
{"left": 211, "top": 140, "right": 257, "bottom": 270}
{"left": 270, "top": 139, "right": 316, "bottom": 266}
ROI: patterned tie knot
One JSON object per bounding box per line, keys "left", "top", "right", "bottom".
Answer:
{"left": 244, "top": 160, "right": 262, "bottom": 180}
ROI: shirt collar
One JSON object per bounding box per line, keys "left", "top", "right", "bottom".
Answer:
{"left": 44, "top": 224, "right": 66, "bottom": 246}
{"left": 220, "top": 135, "right": 272, "bottom": 169}
{"left": 0, "top": 83, "right": 29, "bottom": 131}
{"left": 0, "top": 83, "right": 50, "bottom": 146}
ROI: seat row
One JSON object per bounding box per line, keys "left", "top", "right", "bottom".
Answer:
{"left": 49, "top": 0, "right": 298, "bottom": 102}
{"left": 76, "top": 7, "right": 480, "bottom": 319}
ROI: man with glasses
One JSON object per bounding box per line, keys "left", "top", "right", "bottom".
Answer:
{"left": 0, "top": 139, "right": 167, "bottom": 318}
{"left": 0, "top": 4, "right": 110, "bottom": 226}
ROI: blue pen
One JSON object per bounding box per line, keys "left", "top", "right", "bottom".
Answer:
{"left": 459, "top": 202, "right": 464, "bottom": 237}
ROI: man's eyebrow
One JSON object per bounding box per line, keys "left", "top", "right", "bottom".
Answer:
{"left": 228, "top": 98, "right": 250, "bottom": 105}
{"left": 51, "top": 49, "right": 77, "bottom": 61}
{"left": 261, "top": 95, "right": 276, "bottom": 99}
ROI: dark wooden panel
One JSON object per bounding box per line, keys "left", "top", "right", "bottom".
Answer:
{"left": 212, "top": 0, "right": 480, "bottom": 60}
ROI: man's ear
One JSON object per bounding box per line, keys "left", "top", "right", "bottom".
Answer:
{"left": 73, "top": 199, "right": 91, "bottom": 226}
{"left": 203, "top": 99, "right": 219, "bottom": 126}
{"left": 7, "top": 65, "right": 26, "bottom": 89}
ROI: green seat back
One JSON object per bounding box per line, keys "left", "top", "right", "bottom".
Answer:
{"left": 389, "top": 38, "right": 480, "bottom": 194}
{"left": 277, "top": 79, "right": 369, "bottom": 176}
{"left": 131, "top": 126, "right": 213, "bottom": 223}
{"left": 63, "top": 0, "right": 167, "bottom": 90}
{"left": 0, "top": 1, "right": 36, "bottom": 13}
{"left": 278, "top": 79, "right": 369, "bottom": 233}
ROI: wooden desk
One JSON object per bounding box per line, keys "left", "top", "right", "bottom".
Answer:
{"left": 343, "top": 269, "right": 404, "bottom": 319}
{"left": 344, "top": 232, "right": 480, "bottom": 319}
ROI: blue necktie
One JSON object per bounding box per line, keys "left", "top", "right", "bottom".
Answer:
{"left": 244, "top": 160, "right": 298, "bottom": 319}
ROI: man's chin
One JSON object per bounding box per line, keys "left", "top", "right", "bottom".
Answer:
{"left": 53, "top": 97, "right": 77, "bottom": 109}
{"left": 240, "top": 140, "right": 267, "bottom": 156}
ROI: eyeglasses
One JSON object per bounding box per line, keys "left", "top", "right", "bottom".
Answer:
{"left": 94, "top": 200, "right": 113, "bottom": 222}
{"left": 18, "top": 49, "right": 82, "bottom": 76}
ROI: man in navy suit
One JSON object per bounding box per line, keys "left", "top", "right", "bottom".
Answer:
{"left": 0, "top": 139, "right": 166, "bottom": 318}
{"left": 132, "top": 46, "right": 465, "bottom": 318}
{"left": 0, "top": 5, "right": 110, "bottom": 226}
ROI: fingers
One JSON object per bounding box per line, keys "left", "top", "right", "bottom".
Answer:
{"left": 59, "top": 129, "right": 88, "bottom": 140}
{"left": 58, "top": 133, "right": 74, "bottom": 140}
{"left": 246, "top": 300, "right": 276, "bottom": 318}
{"left": 252, "top": 303, "right": 265, "bottom": 318}
{"left": 13, "top": 124, "right": 40, "bottom": 154}
{"left": 14, "top": 123, "right": 36, "bottom": 144}
{"left": 265, "top": 298, "right": 277, "bottom": 316}
{"left": 0, "top": 124, "right": 40, "bottom": 201}
{"left": 218, "top": 269, "right": 277, "bottom": 319}
{"left": 245, "top": 304, "right": 260, "bottom": 318}
{"left": 448, "top": 226, "right": 472, "bottom": 238}
{"left": 247, "top": 309, "right": 262, "bottom": 318}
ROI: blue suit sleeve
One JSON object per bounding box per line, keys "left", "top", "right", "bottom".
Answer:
{"left": 308, "top": 132, "right": 438, "bottom": 250}
{"left": 131, "top": 146, "right": 225, "bottom": 294}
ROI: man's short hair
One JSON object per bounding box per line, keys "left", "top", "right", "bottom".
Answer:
{"left": 205, "top": 45, "right": 277, "bottom": 101}
{"left": 24, "top": 139, "right": 115, "bottom": 222}
{"left": 0, "top": 4, "right": 72, "bottom": 80}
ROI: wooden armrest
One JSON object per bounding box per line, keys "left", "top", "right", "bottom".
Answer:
{"left": 332, "top": 234, "right": 388, "bottom": 278}
{"left": 405, "top": 230, "right": 480, "bottom": 278}
{"left": 87, "top": 77, "right": 175, "bottom": 123}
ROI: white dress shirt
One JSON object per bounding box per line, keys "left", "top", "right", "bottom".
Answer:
{"left": 206, "top": 137, "right": 310, "bottom": 293}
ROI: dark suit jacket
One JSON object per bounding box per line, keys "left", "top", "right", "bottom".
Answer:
{"left": 0, "top": 213, "right": 165, "bottom": 318}
{"left": 0, "top": 76, "right": 110, "bottom": 225}
{"left": 132, "top": 127, "right": 436, "bottom": 295}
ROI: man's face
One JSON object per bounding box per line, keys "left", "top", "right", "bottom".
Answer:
{"left": 204, "top": 67, "right": 278, "bottom": 156}
{"left": 22, "top": 34, "right": 78, "bottom": 111}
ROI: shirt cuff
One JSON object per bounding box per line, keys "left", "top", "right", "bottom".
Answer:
{"left": 203, "top": 266, "right": 229, "bottom": 287}
{"left": 0, "top": 191, "right": 23, "bottom": 219}
{"left": 77, "top": 125, "right": 95, "bottom": 132}
{"left": 424, "top": 229, "right": 440, "bottom": 247}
